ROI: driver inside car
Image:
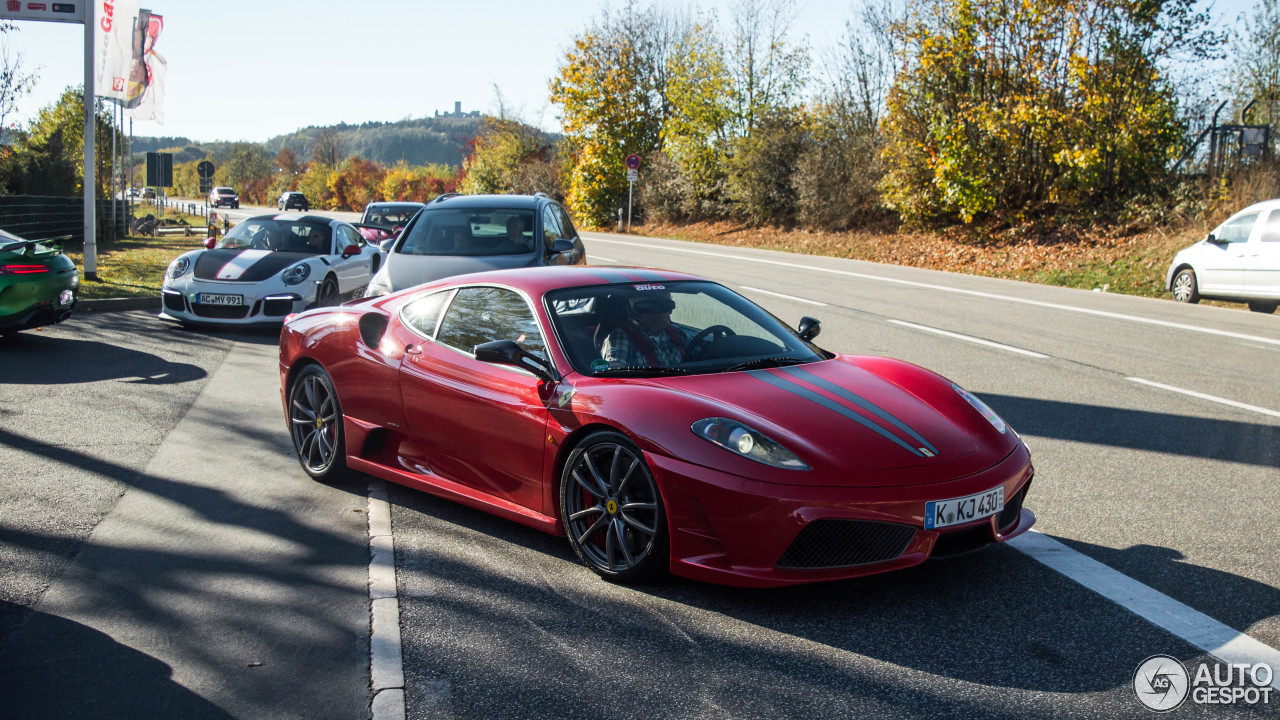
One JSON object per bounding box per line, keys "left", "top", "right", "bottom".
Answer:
{"left": 601, "top": 291, "right": 693, "bottom": 367}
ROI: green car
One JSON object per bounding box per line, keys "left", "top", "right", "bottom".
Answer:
{"left": 0, "top": 228, "right": 79, "bottom": 335}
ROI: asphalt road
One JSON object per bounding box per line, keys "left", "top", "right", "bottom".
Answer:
{"left": 1, "top": 228, "right": 1276, "bottom": 718}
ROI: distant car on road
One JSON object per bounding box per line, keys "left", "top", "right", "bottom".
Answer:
{"left": 360, "top": 201, "right": 424, "bottom": 229}
{"left": 364, "top": 193, "right": 586, "bottom": 297}
{"left": 142, "top": 188, "right": 156, "bottom": 199}
{"left": 209, "top": 186, "right": 240, "bottom": 209}
{"left": 1167, "top": 199, "right": 1280, "bottom": 313}
{"left": 278, "top": 191, "right": 310, "bottom": 212}
{"left": 159, "top": 214, "right": 382, "bottom": 327}
{"left": 0, "top": 228, "right": 78, "bottom": 336}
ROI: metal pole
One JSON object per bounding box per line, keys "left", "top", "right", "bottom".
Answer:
{"left": 83, "top": 6, "right": 97, "bottom": 280}
{"left": 627, "top": 180, "right": 633, "bottom": 233}
{"left": 111, "top": 101, "right": 118, "bottom": 240}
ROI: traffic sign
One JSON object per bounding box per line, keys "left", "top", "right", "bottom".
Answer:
{"left": 625, "top": 154, "right": 640, "bottom": 170}
{"left": 197, "top": 161, "right": 215, "bottom": 179}
{"left": 626, "top": 168, "right": 638, "bottom": 182}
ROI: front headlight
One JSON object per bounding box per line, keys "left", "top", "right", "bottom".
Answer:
{"left": 166, "top": 256, "right": 191, "bottom": 280}
{"left": 365, "top": 273, "right": 392, "bottom": 297}
{"left": 282, "top": 263, "right": 311, "bottom": 286}
{"left": 952, "top": 383, "right": 1008, "bottom": 434}
{"left": 691, "top": 417, "right": 810, "bottom": 470}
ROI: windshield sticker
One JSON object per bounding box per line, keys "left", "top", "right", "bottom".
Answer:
{"left": 634, "top": 283, "right": 666, "bottom": 291}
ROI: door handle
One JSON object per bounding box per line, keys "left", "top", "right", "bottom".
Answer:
{"left": 405, "top": 344, "right": 421, "bottom": 355}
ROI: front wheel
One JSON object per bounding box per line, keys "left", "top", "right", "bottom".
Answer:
{"left": 314, "top": 276, "right": 340, "bottom": 307}
{"left": 287, "top": 364, "right": 351, "bottom": 481}
{"left": 560, "top": 432, "right": 668, "bottom": 583}
{"left": 1171, "top": 268, "right": 1199, "bottom": 304}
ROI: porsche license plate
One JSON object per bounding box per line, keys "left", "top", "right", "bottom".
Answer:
{"left": 925, "top": 486, "right": 1004, "bottom": 530}
{"left": 196, "top": 293, "right": 243, "bottom": 306}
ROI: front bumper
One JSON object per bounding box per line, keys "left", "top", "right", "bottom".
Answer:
{"left": 651, "top": 442, "right": 1035, "bottom": 587}
{"left": 159, "top": 283, "right": 308, "bottom": 326}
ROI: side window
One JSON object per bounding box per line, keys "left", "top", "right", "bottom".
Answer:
{"left": 1216, "top": 213, "right": 1260, "bottom": 243}
{"left": 339, "top": 225, "right": 364, "bottom": 248}
{"left": 435, "top": 287, "right": 547, "bottom": 359}
{"left": 400, "top": 290, "right": 452, "bottom": 338}
{"left": 554, "top": 204, "right": 577, "bottom": 240}
{"left": 1262, "top": 212, "right": 1280, "bottom": 243}
{"left": 542, "top": 206, "right": 564, "bottom": 246}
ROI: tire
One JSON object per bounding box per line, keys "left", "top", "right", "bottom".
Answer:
{"left": 559, "top": 431, "right": 668, "bottom": 583}
{"left": 287, "top": 364, "right": 352, "bottom": 481}
{"left": 1171, "top": 268, "right": 1200, "bottom": 304}
{"left": 314, "top": 276, "right": 340, "bottom": 307}
{"left": 1247, "top": 300, "right": 1278, "bottom": 313}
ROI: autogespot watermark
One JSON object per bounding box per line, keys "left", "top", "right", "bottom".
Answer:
{"left": 1133, "top": 655, "right": 1274, "bottom": 712}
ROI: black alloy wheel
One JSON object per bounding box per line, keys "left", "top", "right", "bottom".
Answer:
{"left": 560, "top": 432, "right": 668, "bottom": 583}
{"left": 287, "top": 364, "right": 351, "bottom": 481}
{"left": 315, "top": 277, "right": 340, "bottom": 307}
{"left": 1171, "top": 268, "right": 1200, "bottom": 304}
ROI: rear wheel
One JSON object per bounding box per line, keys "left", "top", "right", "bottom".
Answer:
{"left": 287, "top": 364, "right": 351, "bottom": 481}
{"left": 560, "top": 432, "right": 668, "bottom": 583}
{"left": 1247, "top": 300, "right": 1278, "bottom": 313}
{"left": 1171, "top": 268, "right": 1199, "bottom": 304}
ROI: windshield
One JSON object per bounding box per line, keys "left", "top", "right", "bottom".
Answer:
{"left": 216, "top": 219, "right": 330, "bottom": 254}
{"left": 215, "top": 189, "right": 235, "bottom": 196}
{"left": 545, "top": 281, "right": 825, "bottom": 377}
{"left": 365, "top": 208, "right": 420, "bottom": 226}
{"left": 397, "top": 207, "right": 536, "bottom": 257}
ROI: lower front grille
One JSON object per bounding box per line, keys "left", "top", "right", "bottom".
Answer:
{"left": 776, "top": 519, "right": 917, "bottom": 569}
{"left": 162, "top": 292, "right": 185, "bottom": 312}
{"left": 191, "top": 303, "right": 249, "bottom": 319}
{"left": 997, "top": 479, "right": 1031, "bottom": 531}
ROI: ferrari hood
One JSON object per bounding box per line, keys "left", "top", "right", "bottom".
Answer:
{"left": 193, "top": 249, "right": 314, "bottom": 282}
{"left": 644, "top": 358, "right": 999, "bottom": 486}
{"left": 385, "top": 252, "right": 539, "bottom": 290}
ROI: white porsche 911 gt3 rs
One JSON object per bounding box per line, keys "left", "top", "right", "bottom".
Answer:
{"left": 160, "top": 214, "right": 382, "bottom": 326}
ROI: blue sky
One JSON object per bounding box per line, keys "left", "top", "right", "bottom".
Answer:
{"left": 1, "top": 0, "right": 1260, "bottom": 144}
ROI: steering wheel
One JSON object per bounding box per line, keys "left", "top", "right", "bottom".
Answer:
{"left": 684, "top": 325, "right": 736, "bottom": 361}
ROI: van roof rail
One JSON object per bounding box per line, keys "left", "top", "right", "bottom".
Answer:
{"left": 431, "top": 193, "right": 462, "bottom": 204}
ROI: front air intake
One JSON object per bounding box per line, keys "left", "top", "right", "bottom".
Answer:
{"left": 776, "top": 519, "right": 917, "bottom": 569}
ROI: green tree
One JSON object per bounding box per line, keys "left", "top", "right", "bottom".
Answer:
{"left": 215, "top": 142, "right": 274, "bottom": 204}
{"left": 460, "top": 117, "right": 562, "bottom": 197}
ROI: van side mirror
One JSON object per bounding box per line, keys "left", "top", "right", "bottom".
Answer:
{"left": 474, "top": 339, "right": 557, "bottom": 382}
{"left": 797, "top": 316, "right": 821, "bottom": 342}
{"left": 549, "top": 238, "right": 574, "bottom": 255}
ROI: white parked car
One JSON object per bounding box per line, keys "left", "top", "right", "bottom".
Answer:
{"left": 1167, "top": 199, "right": 1280, "bottom": 313}
{"left": 160, "top": 214, "right": 383, "bottom": 326}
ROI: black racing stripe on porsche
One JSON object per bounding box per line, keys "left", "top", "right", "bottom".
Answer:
{"left": 193, "top": 250, "right": 310, "bottom": 282}
{"left": 581, "top": 268, "right": 635, "bottom": 284}
{"left": 781, "top": 366, "right": 938, "bottom": 455}
{"left": 748, "top": 370, "right": 924, "bottom": 457}
{"left": 621, "top": 268, "right": 670, "bottom": 282}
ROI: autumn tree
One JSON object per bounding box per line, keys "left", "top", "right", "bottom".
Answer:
{"left": 311, "top": 127, "right": 346, "bottom": 166}
{"left": 0, "top": 22, "right": 37, "bottom": 133}
{"left": 328, "top": 156, "right": 385, "bottom": 210}
{"left": 461, "top": 117, "right": 562, "bottom": 197}
{"left": 216, "top": 142, "right": 273, "bottom": 204}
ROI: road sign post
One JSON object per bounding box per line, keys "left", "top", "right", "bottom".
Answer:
{"left": 625, "top": 154, "right": 640, "bottom": 233}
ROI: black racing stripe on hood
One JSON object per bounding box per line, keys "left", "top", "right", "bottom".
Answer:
{"left": 193, "top": 250, "right": 312, "bottom": 281}
{"left": 781, "top": 366, "right": 938, "bottom": 455}
{"left": 748, "top": 369, "right": 925, "bottom": 457}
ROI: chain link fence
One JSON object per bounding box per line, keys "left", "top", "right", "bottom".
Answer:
{"left": 0, "top": 196, "right": 130, "bottom": 243}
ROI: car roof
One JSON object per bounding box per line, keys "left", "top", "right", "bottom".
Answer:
{"left": 382, "top": 265, "right": 703, "bottom": 304}
{"left": 367, "top": 202, "right": 425, "bottom": 209}
{"left": 244, "top": 213, "right": 333, "bottom": 225}
{"left": 1231, "top": 198, "right": 1280, "bottom": 216}
{"left": 424, "top": 194, "right": 544, "bottom": 211}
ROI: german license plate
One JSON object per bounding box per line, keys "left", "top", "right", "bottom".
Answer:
{"left": 196, "top": 293, "right": 242, "bottom": 306}
{"left": 925, "top": 486, "right": 1004, "bottom": 530}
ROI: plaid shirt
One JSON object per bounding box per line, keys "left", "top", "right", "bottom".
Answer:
{"left": 601, "top": 323, "right": 689, "bottom": 367}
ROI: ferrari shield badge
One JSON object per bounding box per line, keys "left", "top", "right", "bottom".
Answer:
{"left": 556, "top": 384, "right": 577, "bottom": 408}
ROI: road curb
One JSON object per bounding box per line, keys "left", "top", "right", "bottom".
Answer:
{"left": 77, "top": 296, "right": 161, "bottom": 313}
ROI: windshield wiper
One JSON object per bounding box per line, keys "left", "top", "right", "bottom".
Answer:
{"left": 593, "top": 365, "right": 690, "bottom": 377}
{"left": 724, "top": 356, "right": 808, "bottom": 372}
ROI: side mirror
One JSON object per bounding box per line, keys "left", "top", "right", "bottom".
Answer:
{"left": 342, "top": 244, "right": 360, "bottom": 258}
{"left": 1205, "top": 233, "right": 1223, "bottom": 244}
{"left": 204, "top": 237, "right": 217, "bottom": 249}
{"left": 474, "top": 339, "right": 558, "bottom": 382}
{"left": 549, "top": 238, "right": 574, "bottom": 254}
{"left": 797, "top": 316, "right": 821, "bottom": 342}
{"left": 379, "top": 238, "right": 396, "bottom": 253}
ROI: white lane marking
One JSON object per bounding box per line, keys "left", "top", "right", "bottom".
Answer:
{"left": 740, "top": 285, "right": 828, "bottom": 306}
{"left": 887, "top": 319, "right": 1049, "bottom": 358}
{"left": 1010, "top": 530, "right": 1280, "bottom": 690}
{"left": 1127, "top": 377, "right": 1280, "bottom": 419}
{"left": 590, "top": 255, "right": 619, "bottom": 263}
{"left": 585, "top": 236, "right": 1280, "bottom": 348}
{"left": 368, "top": 479, "right": 407, "bottom": 720}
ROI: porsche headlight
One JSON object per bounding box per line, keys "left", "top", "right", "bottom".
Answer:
{"left": 953, "top": 383, "right": 1008, "bottom": 434}
{"left": 365, "top": 273, "right": 392, "bottom": 297}
{"left": 166, "top": 256, "right": 191, "bottom": 280}
{"left": 282, "top": 263, "right": 311, "bottom": 286}
{"left": 691, "top": 417, "right": 809, "bottom": 470}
